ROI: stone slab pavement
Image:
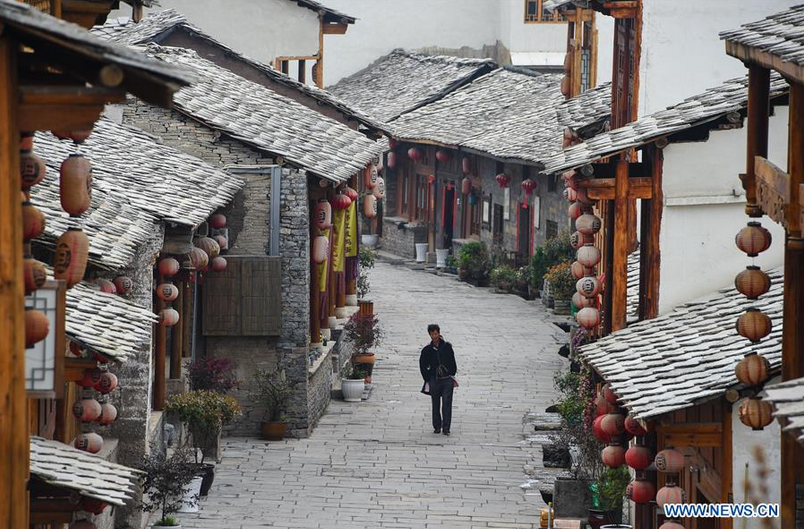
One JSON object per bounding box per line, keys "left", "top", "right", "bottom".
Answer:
{"left": 176, "top": 262, "right": 568, "bottom": 529}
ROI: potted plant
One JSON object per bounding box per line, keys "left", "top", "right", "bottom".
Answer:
{"left": 140, "top": 446, "right": 198, "bottom": 527}
{"left": 357, "top": 245, "right": 376, "bottom": 299}
{"left": 544, "top": 261, "right": 574, "bottom": 315}
{"left": 187, "top": 357, "right": 240, "bottom": 394}
{"left": 456, "top": 241, "right": 490, "bottom": 286}
{"left": 589, "top": 466, "right": 631, "bottom": 528}
{"left": 532, "top": 232, "right": 575, "bottom": 298}
{"left": 445, "top": 255, "right": 458, "bottom": 275}
{"left": 165, "top": 390, "right": 241, "bottom": 495}
{"left": 490, "top": 265, "right": 517, "bottom": 293}
{"left": 249, "top": 367, "right": 293, "bottom": 440}
{"left": 341, "top": 363, "right": 368, "bottom": 402}
{"left": 343, "top": 312, "right": 384, "bottom": 382}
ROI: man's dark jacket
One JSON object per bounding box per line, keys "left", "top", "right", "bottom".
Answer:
{"left": 419, "top": 340, "right": 457, "bottom": 393}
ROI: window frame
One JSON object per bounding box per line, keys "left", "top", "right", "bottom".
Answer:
{"left": 524, "top": 0, "right": 566, "bottom": 24}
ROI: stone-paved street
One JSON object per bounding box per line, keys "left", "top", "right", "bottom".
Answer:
{"left": 178, "top": 262, "right": 567, "bottom": 529}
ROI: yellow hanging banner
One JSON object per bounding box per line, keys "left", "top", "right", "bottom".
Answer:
{"left": 332, "top": 209, "right": 347, "bottom": 273}
{"left": 345, "top": 200, "right": 358, "bottom": 258}
{"left": 317, "top": 228, "right": 329, "bottom": 292}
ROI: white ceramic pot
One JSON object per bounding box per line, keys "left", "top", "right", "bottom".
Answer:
{"left": 153, "top": 525, "right": 181, "bottom": 529}
{"left": 415, "top": 243, "right": 428, "bottom": 263}
{"left": 435, "top": 249, "right": 449, "bottom": 268}
{"left": 335, "top": 306, "right": 349, "bottom": 319}
{"left": 342, "top": 379, "right": 365, "bottom": 402}
{"left": 177, "top": 475, "right": 203, "bottom": 513}
{"left": 361, "top": 234, "right": 379, "bottom": 248}
{"left": 345, "top": 294, "right": 358, "bottom": 306}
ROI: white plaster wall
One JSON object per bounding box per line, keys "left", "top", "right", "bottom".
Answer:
{"left": 499, "top": 0, "right": 566, "bottom": 53}
{"left": 639, "top": 0, "right": 792, "bottom": 116}
{"left": 595, "top": 14, "right": 614, "bottom": 85}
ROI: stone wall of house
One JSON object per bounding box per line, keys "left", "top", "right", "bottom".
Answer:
{"left": 533, "top": 172, "right": 570, "bottom": 249}
{"left": 381, "top": 216, "right": 426, "bottom": 259}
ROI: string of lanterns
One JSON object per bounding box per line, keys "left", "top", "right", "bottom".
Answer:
{"left": 71, "top": 342, "right": 119, "bottom": 455}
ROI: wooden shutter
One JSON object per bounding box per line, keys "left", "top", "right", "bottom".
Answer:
{"left": 202, "top": 258, "right": 241, "bottom": 335}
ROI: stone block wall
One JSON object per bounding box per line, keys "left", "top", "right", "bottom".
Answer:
{"left": 533, "top": 173, "right": 570, "bottom": 249}
{"left": 381, "top": 216, "right": 426, "bottom": 259}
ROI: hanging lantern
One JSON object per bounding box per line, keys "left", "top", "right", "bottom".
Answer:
{"left": 372, "top": 177, "right": 386, "bottom": 199}
{"left": 78, "top": 368, "right": 102, "bottom": 389}
{"left": 576, "top": 307, "right": 600, "bottom": 328}
{"left": 625, "top": 445, "right": 653, "bottom": 470}
{"left": 113, "top": 276, "right": 133, "bottom": 295}
{"left": 24, "top": 256, "right": 47, "bottom": 295}
{"left": 495, "top": 173, "right": 511, "bottom": 189}
{"left": 735, "top": 266, "right": 771, "bottom": 299}
{"left": 571, "top": 260, "right": 592, "bottom": 280}
{"left": 602, "top": 444, "right": 625, "bottom": 468}
{"left": 159, "top": 308, "right": 179, "bottom": 327}
{"left": 563, "top": 187, "right": 577, "bottom": 202}
{"left": 461, "top": 177, "right": 472, "bottom": 195}
{"left": 736, "top": 308, "right": 772, "bottom": 343}
{"left": 561, "top": 170, "right": 575, "bottom": 181}
{"left": 602, "top": 383, "right": 618, "bottom": 404}
{"left": 427, "top": 174, "right": 436, "bottom": 185}
{"left": 601, "top": 413, "right": 625, "bottom": 436}
{"left": 60, "top": 153, "right": 92, "bottom": 217}
{"left": 98, "top": 402, "right": 118, "bottom": 426}
{"left": 95, "top": 372, "right": 118, "bottom": 394}
{"left": 659, "top": 523, "right": 685, "bottom": 529}
{"left": 315, "top": 198, "right": 333, "bottom": 230}
{"left": 577, "top": 245, "right": 601, "bottom": 267}
{"left": 521, "top": 179, "right": 536, "bottom": 196}
{"left": 566, "top": 173, "right": 580, "bottom": 191}
{"left": 734, "top": 352, "right": 770, "bottom": 386}
{"left": 407, "top": 147, "right": 422, "bottom": 161}
{"left": 72, "top": 398, "right": 102, "bottom": 422}
{"left": 595, "top": 393, "right": 615, "bottom": 416}
{"left": 67, "top": 129, "right": 92, "bottom": 144}
{"left": 655, "top": 448, "right": 685, "bottom": 472}
{"left": 343, "top": 186, "right": 359, "bottom": 202}
{"left": 331, "top": 193, "right": 352, "bottom": 211}
{"left": 576, "top": 186, "right": 593, "bottom": 204}
{"left": 209, "top": 213, "right": 227, "bottom": 229}
{"left": 576, "top": 214, "right": 602, "bottom": 235}
{"left": 22, "top": 201, "right": 46, "bottom": 241}
{"left": 156, "top": 283, "right": 179, "bottom": 302}
{"left": 735, "top": 222, "right": 772, "bottom": 257}
{"left": 739, "top": 397, "right": 773, "bottom": 430}
{"left": 577, "top": 276, "right": 601, "bottom": 298}
{"left": 74, "top": 432, "right": 103, "bottom": 454}
{"left": 656, "top": 484, "right": 686, "bottom": 508}
{"left": 313, "top": 236, "right": 329, "bottom": 264}
{"left": 592, "top": 415, "right": 612, "bottom": 443}
{"left": 568, "top": 202, "right": 587, "bottom": 220}
{"left": 461, "top": 157, "right": 471, "bottom": 175}
{"left": 95, "top": 279, "right": 116, "bottom": 294}
{"left": 388, "top": 138, "right": 398, "bottom": 150}
{"left": 318, "top": 178, "right": 330, "bottom": 188}
{"left": 386, "top": 151, "right": 397, "bottom": 169}
{"left": 195, "top": 237, "right": 221, "bottom": 259}
{"left": 435, "top": 150, "right": 451, "bottom": 163}
{"left": 54, "top": 228, "right": 89, "bottom": 288}
{"left": 81, "top": 498, "right": 107, "bottom": 515}
{"left": 20, "top": 149, "right": 47, "bottom": 190}
{"left": 572, "top": 292, "right": 596, "bottom": 310}
{"left": 364, "top": 195, "right": 378, "bottom": 218}
{"left": 158, "top": 257, "right": 181, "bottom": 277}
{"left": 624, "top": 416, "right": 648, "bottom": 436}
{"left": 187, "top": 248, "right": 209, "bottom": 271}
{"left": 25, "top": 308, "right": 49, "bottom": 347}
{"left": 211, "top": 256, "right": 227, "bottom": 272}
{"left": 626, "top": 479, "right": 656, "bottom": 504}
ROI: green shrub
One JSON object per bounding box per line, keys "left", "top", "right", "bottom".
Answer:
{"left": 544, "top": 261, "right": 575, "bottom": 300}
{"left": 166, "top": 390, "right": 242, "bottom": 462}
{"left": 532, "top": 232, "right": 574, "bottom": 288}
{"left": 597, "top": 466, "right": 631, "bottom": 512}
{"left": 490, "top": 265, "right": 518, "bottom": 289}
{"left": 457, "top": 241, "right": 490, "bottom": 280}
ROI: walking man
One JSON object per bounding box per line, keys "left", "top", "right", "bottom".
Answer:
{"left": 420, "top": 324, "right": 457, "bottom": 435}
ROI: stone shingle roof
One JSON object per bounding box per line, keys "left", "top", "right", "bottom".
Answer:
{"left": 579, "top": 268, "right": 783, "bottom": 420}
{"left": 30, "top": 436, "right": 142, "bottom": 506}
{"left": 543, "top": 73, "right": 789, "bottom": 174}
{"left": 391, "top": 69, "right": 610, "bottom": 166}
{"left": 91, "top": 10, "right": 387, "bottom": 133}
{"left": 557, "top": 82, "right": 612, "bottom": 132}
{"left": 328, "top": 49, "right": 497, "bottom": 123}
{"left": 292, "top": 0, "right": 355, "bottom": 23}
{"left": 146, "top": 45, "right": 383, "bottom": 182}
{"left": 765, "top": 377, "right": 804, "bottom": 445}
{"left": 720, "top": 5, "right": 804, "bottom": 67}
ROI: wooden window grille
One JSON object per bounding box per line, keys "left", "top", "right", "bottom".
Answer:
{"left": 415, "top": 174, "right": 428, "bottom": 221}
{"left": 546, "top": 220, "right": 558, "bottom": 241}
{"left": 470, "top": 199, "right": 482, "bottom": 236}
{"left": 525, "top": 0, "right": 566, "bottom": 23}
{"left": 401, "top": 175, "right": 410, "bottom": 216}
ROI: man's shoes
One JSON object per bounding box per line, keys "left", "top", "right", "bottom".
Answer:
{"left": 443, "top": 430, "right": 450, "bottom": 436}
{"left": 433, "top": 429, "right": 441, "bottom": 434}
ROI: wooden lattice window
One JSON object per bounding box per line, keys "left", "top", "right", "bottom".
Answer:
{"left": 525, "top": 0, "right": 566, "bottom": 23}
{"left": 546, "top": 220, "right": 558, "bottom": 241}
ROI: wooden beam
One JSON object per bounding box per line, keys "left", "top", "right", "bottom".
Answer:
{"left": 582, "top": 176, "right": 652, "bottom": 200}
{"left": 611, "top": 157, "right": 630, "bottom": 331}
{"left": 17, "top": 85, "right": 124, "bottom": 131}
{"left": 742, "top": 67, "right": 772, "bottom": 218}
{"left": 638, "top": 145, "right": 663, "bottom": 320}
{"left": 322, "top": 22, "right": 348, "bottom": 35}
{"left": 656, "top": 422, "right": 723, "bottom": 447}
{"left": 727, "top": 41, "right": 804, "bottom": 87}
{"left": 169, "top": 280, "right": 183, "bottom": 380}
{"left": 754, "top": 155, "right": 789, "bottom": 226}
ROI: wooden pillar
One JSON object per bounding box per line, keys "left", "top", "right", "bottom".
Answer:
{"left": 638, "top": 144, "right": 663, "bottom": 320}
{"left": 611, "top": 157, "right": 630, "bottom": 331}
{"left": 154, "top": 276, "right": 166, "bottom": 411}
{"left": 315, "top": 20, "right": 324, "bottom": 88}
{"left": 298, "top": 59, "right": 306, "bottom": 84}
{"left": 310, "top": 196, "right": 321, "bottom": 343}
{"left": 602, "top": 200, "right": 615, "bottom": 335}
{"left": 0, "top": 37, "right": 30, "bottom": 529}
{"left": 169, "top": 280, "right": 183, "bottom": 379}
{"left": 744, "top": 66, "right": 770, "bottom": 217}
{"left": 781, "top": 81, "right": 804, "bottom": 529}
{"left": 181, "top": 280, "right": 192, "bottom": 358}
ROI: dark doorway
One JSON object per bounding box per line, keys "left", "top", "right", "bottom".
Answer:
{"left": 493, "top": 204, "right": 504, "bottom": 246}
{"left": 443, "top": 185, "right": 455, "bottom": 248}
{"left": 518, "top": 205, "right": 531, "bottom": 260}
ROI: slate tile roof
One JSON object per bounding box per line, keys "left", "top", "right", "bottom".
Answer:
{"left": 292, "top": 0, "right": 355, "bottom": 24}
{"left": 543, "top": 73, "right": 789, "bottom": 174}
{"left": 30, "top": 436, "right": 142, "bottom": 506}
{"left": 579, "top": 268, "right": 783, "bottom": 420}
{"left": 720, "top": 5, "right": 804, "bottom": 67}
{"left": 145, "top": 45, "right": 383, "bottom": 182}
{"left": 91, "top": 10, "right": 387, "bottom": 133}
{"left": 391, "top": 68, "right": 610, "bottom": 166}
{"left": 557, "top": 81, "right": 612, "bottom": 132}
{"left": 328, "top": 49, "right": 497, "bottom": 123}
{"left": 765, "top": 377, "right": 804, "bottom": 445}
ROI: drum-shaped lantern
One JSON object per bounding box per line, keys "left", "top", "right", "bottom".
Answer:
{"left": 343, "top": 186, "right": 359, "bottom": 202}
{"left": 195, "top": 237, "right": 221, "bottom": 259}
{"left": 388, "top": 138, "right": 398, "bottom": 150}
{"left": 54, "top": 227, "right": 89, "bottom": 288}
{"left": 213, "top": 235, "right": 229, "bottom": 251}
{"left": 408, "top": 147, "right": 422, "bottom": 161}
{"left": 156, "top": 283, "right": 179, "bottom": 302}
{"left": 656, "top": 484, "right": 686, "bottom": 508}
{"left": 68, "top": 129, "right": 92, "bottom": 143}
{"left": 95, "top": 279, "right": 116, "bottom": 294}
{"left": 72, "top": 398, "right": 102, "bottom": 422}
{"left": 98, "top": 402, "right": 118, "bottom": 425}
{"left": 313, "top": 236, "right": 329, "bottom": 264}
{"left": 372, "top": 177, "right": 386, "bottom": 200}
{"left": 595, "top": 393, "right": 615, "bottom": 416}
{"left": 435, "top": 150, "right": 451, "bottom": 164}
{"left": 735, "top": 222, "right": 772, "bottom": 257}
{"left": 95, "top": 372, "right": 119, "bottom": 394}
{"left": 187, "top": 248, "right": 209, "bottom": 271}
{"left": 462, "top": 157, "right": 471, "bottom": 175}
{"left": 563, "top": 187, "right": 577, "bottom": 202}
{"left": 602, "top": 444, "right": 625, "bottom": 468}
{"left": 495, "top": 173, "right": 511, "bottom": 189}
{"left": 78, "top": 368, "right": 102, "bottom": 389}
{"left": 20, "top": 149, "right": 47, "bottom": 189}
{"left": 624, "top": 416, "right": 648, "bottom": 436}
{"left": 158, "top": 257, "right": 181, "bottom": 277}
{"left": 601, "top": 413, "right": 625, "bottom": 436}
{"left": 577, "top": 276, "right": 601, "bottom": 298}
{"left": 570, "top": 231, "right": 593, "bottom": 250}
{"left": 735, "top": 266, "right": 771, "bottom": 300}
{"left": 74, "top": 433, "right": 103, "bottom": 454}
{"left": 24, "top": 256, "right": 47, "bottom": 295}
{"left": 576, "top": 214, "right": 602, "bottom": 235}
{"left": 461, "top": 177, "right": 472, "bottom": 195}
{"left": 577, "top": 245, "right": 601, "bottom": 268}
{"left": 332, "top": 193, "right": 352, "bottom": 210}
{"left": 211, "top": 256, "right": 227, "bottom": 272}
{"left": 316, "top": 198, "right": 333, "bottom": 229}
{"left": 568, "top": 202, "right": 587, "bottom": 220}
{"left": 735, "top": 352, "right": 770, "bottom": 386}
{"left": 209, "top": 213, "right": 227, "bottom": 229}
{"left": 159, "top": 308, "right": 180, "bottom": 327}
{"left": 113, "top": 276, "right": 133, "bottom": 295}
{"left": 603, "top": 383, "right": 618, "bottom": 404}
{"left": 60, "top": 153, "right": 92, "bottom": 217}
{"left": 25, "top": 308, "right": 49, "bottom": 347}
{"left": 655, "top": 448, "right": 685, "bottom": 472}
{"left": 625, "top": 445, "right": 653, "bottom": 470}
{"left": 576, "top": 307, "right": 599, "bottom": 328}
{"left": 571, "top": 260, "right": 593, "bottom": 280}
{"left": 364, "top": 195, "right": 378, "bottom": 218}
{"left": 387, "top": 151, "right": 397, "bottom": 169}
{"left": 736, "top": 308, "right": 772, "bottom": 343}
{"left": 739, "top": 397, "right": 773, "bottom": 430}
{"left": 22, "top": 201, "right": 46, "bottom": 242}
{"left": 576, "top": 186, "right": 593, "bottom": 204}
{"left": 572, "top": 292, "right": 596, "bottom": 310}
{"left": 81, "top": 498, "right": 107, "bottom": 515}
{"left": 626, "top": 479, "right": 656, "bottom": 504}
{"left": 592, "top": 415, "right": 612, "bottom": 443}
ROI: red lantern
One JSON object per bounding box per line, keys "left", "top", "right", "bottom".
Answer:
{"left": 364, "top": 195, "right": 378, "bottom": 218}
{"left": 156, "top": 283, "right": 179, "bottom": 302}
{"left": 435, "top": 150, "right": 451, "bottom": 163}
{"left": 655, "top": 448, "right": 685, "bottom": 472}
{"left": 576, "top": 214, "right": 601, "bottom": 235}
{"left": 561, "top": 75, "right": 571, "bottom": 97}
{"left": 95, "top": 278, "right": 116, "bottom": 294}
{"left": 577, "top": 245, "right": 601, "bottom": 267}
{"left": 372, "top": 177, "right": 386, "bottom": 199}
{"left": 387, "top": 151, "right": 397, "bottom": 169}
{"left": 60, "top": 153, "right": 92, "bottom": 217}
{"left": 72, "top": 398, "right": 101, "bottom": 422}
{"left": 209, "top": 213, "right": 227, "bottom": 229}
{"left": 211, "top": 256, "right": 227, "bottom": 272}
{"left": 659, "top": 523, "right": 685, "bottom": 529}
{"left": 625, "top": 445, "right": 653, "bottom": 470}
{"left": 461, "top": 177, "right": 472, "bottom": 195}
{"left": 407, "top": 147, "right": 422, "bottom": 161}
{"left": 624, "top": 416, "right": 648, "bottom": 436}
{"left": 563, "top": 187, "right": 577, "bottom": 202}
{"left": 187, "top": 248, "right": 209, "bottom": 271}
{"left": 736, "top": 222, "right": 772, "bottom": 257}
{"left": 78, "top": 368, "right": 102, "bottom": 389}
{"left": 25, "top": 309, "right": 49, "bottom": 347}
{"left": 577, "top": 276, "right": 601, "bottom": 298}
{"left": 603, "top": 383, "right": 618, "bottom": 404}
{"left": 656, "top": 484, "right": 686, "bottom": 508}
{"left": 68, "top": 129, "right": 92, "bottom": 144}
{"left": 601, "top": 413, "right": 625, "bottom": 436}
{"left": 626, "top": 479, "right": 656, "bottom": 504}
{"left": 739, "top": 397, "right": 774, "bottom": 430}
{"left": 215, "top": 235, "right": 229, "bottom": 251}
{"left": 195, "top": 237, "right": 221, "bottom": 259}
{"left": 735, "top": 352, "right": 770, "bottom": 386}
{"left": 572, "top": 292, "right": 596, "bottom": 310}
{"left": 113, "top": 276, "right": 133, "bottom": 295}
{"left": 22, "top": 201, "right": 46, "bottom": 242}
{"left": 54, "top": 227, "right": 89, "bottom": 288}
{"left": 576, "top": 307, "right": 600, "bottom": 328}
{"left": 461, "top": 157, "right": 471, "bottom": 175}
{"left": 736, "top": 308, "right": 772, "bottom": 343}
{"left": 576, "top": 186, "right": 593, "bottom": 204}
{"left": 20, "top": 149, "right": 47, "bottom": 190}
{"left": 428, "top": 174, "right": 436, "bottom": 185}
{"left": 568, "top": 202, "right": 587, "bottom": 220}
{"left": 98, "top": 402, "right": 118, "bottom": 426}
{"left": 316, "top": 198, "right": 333, "bottom": 229}
{"left": 561, "top": 170, "right": 575, "bottom": 181}
{"left": 595, "top": 393, "right": 615, "bottom": 416}
{"left": 158, "top": 257, "right": 181, "bottom": 277}
{"left": 81, "top": 498, "right": 107, "bottom": 514}
{"left": 343, "top": 186, "right": 359, "bottom": 202}
{"left": 331, "top": 193, "right": 352, "bottom": 211}
{"left": 74, "top": 432, "right": 103, "bottom": 454}
{"left": 592, "top": 415, "right": 612, "bottom": 443}
{"left": 313, "top": 236, "right": 329, "bottom": 264}
{"left": 735, "top": 266, "right": 771, "bottom": 299}
{"left": 24, "top": 256, "right": 47, "bottom": 295}
{"left": 95, "top": 372, "right": 118, "bottom": 394}
{"left": 389, "top": 138, "right": 398, "bottom": 150}
{"left": 521, "top": 179, "right": 536, "bottom": 196}
{"left": 159, "top": 308, "right": 179, "bottom": 327}
{"left": 495, "top": 173, "right": 511, "bottom": 188}
{"left": 571, "top": 260, "right": 593, "bottom": 280}
{"left": 602, "top": 444, "right": 625, "bottom": 468}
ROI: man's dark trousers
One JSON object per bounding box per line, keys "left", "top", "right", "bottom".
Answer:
{"left": 430, "top": 377, "right": 454, "bottom": 432}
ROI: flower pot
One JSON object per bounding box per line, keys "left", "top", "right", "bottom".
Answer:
{"left": 153, "top": 524, "right": 181, "bottom": 529}
{"left": 588, "top": 509, "right": 621, "bottom": 529}
{"left": 361, "top": 234, "right": 378, "bottom": 247}
{"left": 353, "top": 353, "right": 375, "bottom": 365}
{"left": 553, "top": 299, "right": 571, "bottom": 315}
{"left": 342, "top": 378, "right": 365, "bottom": 402}
{"left": 260, "top": 421, "right": 288, "bottom": 441}
{"left": 177, "top": 475, "right": 203, "bottom": 513}
{"left": 435, "top": 249, "right": 449, "bottom": 268}
{"left": 415, "top": 243, "right": 428, "bottom": 263}
{"left": 199, "top": 463, "right": 215, "bottom": 496}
